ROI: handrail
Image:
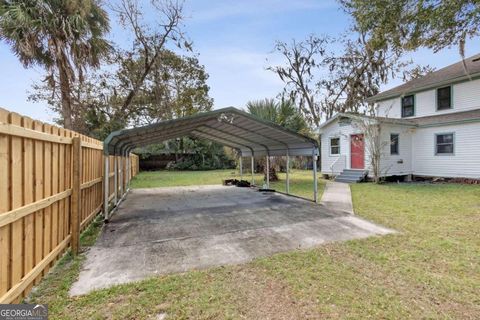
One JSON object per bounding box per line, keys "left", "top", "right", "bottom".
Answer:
{"left": 330, "top": 155, "right": 345, "bottom": 176}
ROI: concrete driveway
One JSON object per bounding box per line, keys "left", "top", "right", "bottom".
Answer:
{"left": 70, "top": 185, "right": 393, "bottom": 296}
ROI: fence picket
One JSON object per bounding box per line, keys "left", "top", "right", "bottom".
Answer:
{"left": 0, "top": 107, "right": 139, "bottom": 303}
{"left": 21, "top": 117, "right": 34, "bottom": 295}
{"left": 33, "top": 120, "right": 44, "bottom": 284}
{"left": 0, "top": 109, "right": 11, "bottom": 296}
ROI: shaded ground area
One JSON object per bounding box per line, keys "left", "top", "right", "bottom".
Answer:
{"left": 129, "top": 169, "right": 326, "bottom": 201}
{"left": 70, "top": 185, "right": 392, "bottom": 295}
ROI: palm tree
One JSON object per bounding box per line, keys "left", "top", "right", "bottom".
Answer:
{"left": 0, "top": 0, "right": 110, "bottom": 129}
{"left": 246, "top": 98, "right": 309, "bottom": 134}
{"left": 246, "top": 98, "right": 278, "bottom": 123}
{"left": 246, "top": 98, "right": 311, "bottom": 182}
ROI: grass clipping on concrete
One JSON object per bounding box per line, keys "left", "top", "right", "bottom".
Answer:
{"left": 29, "top": 178, "right": 480, "bottom": 319}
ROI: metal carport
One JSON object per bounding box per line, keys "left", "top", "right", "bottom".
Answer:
{"left": 103, "top": 107, "right": 319, "bottom": 219}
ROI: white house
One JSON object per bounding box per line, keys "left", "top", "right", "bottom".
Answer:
{"left": 319, "top": 54, "right": 480, "bottom": 182}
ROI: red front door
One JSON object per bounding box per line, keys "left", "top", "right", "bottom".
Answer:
{"left": 350, "top": 134, "right": 365, "bottom": 169}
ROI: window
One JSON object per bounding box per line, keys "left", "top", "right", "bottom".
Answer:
{"left": 390, "top": 134, "right": 399, "bottom": 155}
{"left": 330, "top": 137, "right": 340, "bottom": 155}
{"left": 401, "top": 95, "right": 415, "bottom": 117}
{"left": 435, "top": 133, "right": 454, "bottom": 155}
{"left": 437, "top": 86, "right": 452, "bottom": 110}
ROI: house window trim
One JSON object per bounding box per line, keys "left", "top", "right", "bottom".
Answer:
{"left": 434, "top": 132, "right": 455, "bottom": 156}
{"left": 436, "top": 85, "right": 453, "bottom": 111}
{"left": 329, "top": 137, "right": 340, "bottom": 156}
{"left": 390, "top": 133, "right": 400, "bottom": 155}
{"left": 401, "top": 94, "right": 415, "bottom": 118}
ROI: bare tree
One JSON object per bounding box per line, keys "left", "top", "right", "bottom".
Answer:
{"left": 268, "top": 33, "right": 408, "bottom": 126}
{"left": 323, "top": 34, "right": 407, "bottom": 117}
{"left": 112, "top": 0, "right": 191, "bottom": 114}
{"left": 402, "top": 64, "right": 436, "bottom": 82}
{"left": 267, "top": 35, "right": 330, "bottom": 127}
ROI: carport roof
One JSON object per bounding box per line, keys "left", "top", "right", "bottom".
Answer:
{"left": 104, "top": 107, "right": 318, "bottom": 157}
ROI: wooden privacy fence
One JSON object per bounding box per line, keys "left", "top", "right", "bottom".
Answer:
{"left": 0, "top": 107, "right": 139, "bottom": 303}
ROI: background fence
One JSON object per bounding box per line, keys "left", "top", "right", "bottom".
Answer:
{"left": 0, "top": 107, "right": 139, "bottom": 303}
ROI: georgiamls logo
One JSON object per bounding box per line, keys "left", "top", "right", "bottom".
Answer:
{"left": 32, "top": 305, "right": 48, "bottom": 316}
{"left": 0, "top": 304, "right": 48, "bottom": 319}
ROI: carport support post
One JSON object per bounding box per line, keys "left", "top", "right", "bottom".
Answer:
{"left": 119, "top": 155, "right": 122, "bottom": 197}
{"left": 266, "top": 155, "right": 270, "bottom": 188}
{"left": 313, "top": 153, "right": 318, "bottom": 203}
{"left": 118, "top": 154, "right": 123, "bottom": 197}
{"left": 126, "top": 152, "right": 130, "bottom": 188}
{"left": 104, "top": 155, "right": 109, "bottom": 220}
{"left": 113, "top": 152, "right": 118, "bottom": 204}
{"left": 122, "top": 151, "right": 126, "bottom": 193}
{"left": 286, "top": 153, "right": 290, "bottom": 194}
{"left": 251, "top": 156, "right": 255, "bottom": 186}
{"left": 239, "top": 156, "right": 243, "bottom": 179}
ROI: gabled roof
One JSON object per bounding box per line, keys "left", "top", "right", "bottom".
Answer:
{"left": 104, "top": 107, "right": 318, "bottom": 157}
{"left": 318, "top": 112, "right": 415, "bottom": 131}
{"left": 368, "top": 53, "right": 480, "bottom": 102}
{"left": 411, "top": 108, "right": 480, "bottom": 126}
{"left": 319, "top": 108, "right": 480, "bottom": 131}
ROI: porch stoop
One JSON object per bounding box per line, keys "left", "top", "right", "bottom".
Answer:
{"left": 335, "top": 169, "right": 368, "bottom": 183}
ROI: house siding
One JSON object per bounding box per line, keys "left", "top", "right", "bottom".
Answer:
{"left": 320, "top": 119, "right": 414, "bottom": 177}
{"left": 411, "top": 122, "right": 480, "bottom": 178}
{"left": 379, "top": 124, "right": 414, "bottom": 176}
{"left": 320, "top": 119, "right": 362, "bottom": 175}
{"left": 376, "top": 78, "right": 480, "bottom": 119}
{"left": 320, "top": 117, "right": 479, "bottom": 179}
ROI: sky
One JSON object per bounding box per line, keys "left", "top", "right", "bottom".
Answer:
{"left": 1, "top": 0, "right": 480, "bottom": 123}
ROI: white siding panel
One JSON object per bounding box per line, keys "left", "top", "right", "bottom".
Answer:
{"left": 376, "top": 99, "right": 401, "bottom": 118}
{"left": 320, "top": 118, "right": 480, "bottom": 179}
{"left": 415, "top": 90, "right": 435, "bottom": 117}
{"left": 320, "top": 120, "right": 363, "bottom": 175}
{"left": 412, "top": 122, "right": 480, "bottom": 178}
{"left": 453, "top": 79, "right": 480, "bottom": 112}
{"left": 376, "top": 78, "right": 480, "bottom": 119}
{"left": 379, "top": 124, "right": 414, "bottom": 176}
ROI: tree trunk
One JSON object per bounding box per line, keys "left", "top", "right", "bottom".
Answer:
{"left": 57, "top": 57, "right": 73, "bottom": 129}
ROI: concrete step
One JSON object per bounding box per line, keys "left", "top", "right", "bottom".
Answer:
{"left": 342, "top": 169, "right": 367, "bottom": 175}
{"left": 338, "top": 173, "right": 364, "bottom": 179}
{"left": 336, "top": 174, "right": 363, "bottom": 179}
{"left": 335, "top": 178, "right": 359, "bottom": 183}
{"left": 335, "top": 169, "right": 368, "bottom": 183}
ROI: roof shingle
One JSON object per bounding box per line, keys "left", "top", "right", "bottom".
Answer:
{"left": 319, "top": 108, "right": 480, "bottom": 130}
{"left": 369, "top": 54, "right": 480, "bottom": 102}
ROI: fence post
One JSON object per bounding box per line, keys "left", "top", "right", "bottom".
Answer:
{"left": 71, "top": 137, "right": 81, "bottom": 255}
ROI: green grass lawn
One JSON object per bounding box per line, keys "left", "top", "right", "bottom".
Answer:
{"left": 130, "top": 169, "right": 325, "bottom": 201}
{"left": 28, "top": 177, "right": 480, "bottom": 319}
